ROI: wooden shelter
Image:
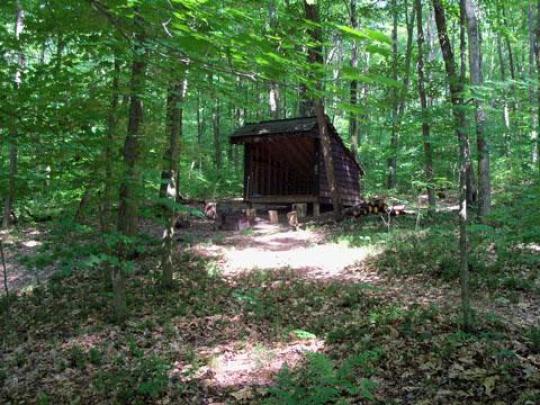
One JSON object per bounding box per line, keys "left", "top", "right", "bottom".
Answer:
{"left": 230, "top": 116, "right": 364, "bottom": 211}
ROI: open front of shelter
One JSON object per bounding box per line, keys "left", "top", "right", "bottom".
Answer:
{"left": 230, "top": 116, "right": 364, "bottom": 212}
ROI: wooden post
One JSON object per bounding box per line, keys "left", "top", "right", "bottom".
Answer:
{"left": 293, "top": 203, "right": 307, "bottom": 218}
{"left": 313, "top": 202, "right": 320, "bottom": 217}
{"left": 287, "top": 211, "right": 299, "bottom": 229}
{"left": 268, "top": 210, "right": 279, "bottom": 224}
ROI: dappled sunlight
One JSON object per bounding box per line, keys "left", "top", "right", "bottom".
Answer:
{"left": 191, "top": 223, "right": 382, "bottom": 281}
{"left": 173, "top": 338, "right": 325, "bottom": 388}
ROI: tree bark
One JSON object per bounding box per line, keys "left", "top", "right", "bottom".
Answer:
{"left": 268, "top": 0, "right": 281, "bottom": 119}
{"left": 387, "top": 0, "right": 399, "bottom": 189}
{"left": 102, "top": 56, "right": 120, "bottom": 232}
{"left": 528, "top": 3, "right": 539, "bottom": 164}
{"left": 388, "top": 1, "right": 415, "bottom": 190}
{"left": 349, "top": 0, "right": 360, "bottom": 156}
{"left": 536, "top": 0, "right": 540, "bottom": 172}
{"left": 2, "top": 1, "right": 24, "bottom": 229}
{"left": 115, "top": 17, "right": 147, "bottom": 322}
{"left": 415, "top": 0, "right": 436, "bottom": 210}
{"left": 459, "top": 0, "right": 478, "bottom": 207}
{"left": 213, "top": 96, "right": 222, "bottom": 172}
{"left": 464, "top": 0, "right": 491, "bottom": 218}
{"left": 159, "top": 78, "right": 185, "bottom": 201}
{"left": 432, "top": 0, "right": 473, "bottom": 331}
{"left": 304, "top": 0, "right": 342, "bottom": 219}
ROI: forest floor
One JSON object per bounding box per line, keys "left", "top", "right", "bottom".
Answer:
{"left": 1, "top": 210, "right": 539, "bottom": 403}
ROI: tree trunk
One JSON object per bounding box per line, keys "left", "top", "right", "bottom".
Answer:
{"left": 102, "top": 56, "right": 120, "bottom": 232}
{"left": 159, "top": 78, "right": 185, "bottom": 200}
{"left": 2, "top": 2, "right": 24, "bottom": 229}
{"left": 388, "top": 1, "right": 416, "bottom": 188}
{"left": 268, "top": 0, "right": 281, "bottom": 119}
{"left": 304, "top": 0, "right": 342, "bottom": 219}
{"left": 537, "top": 0, "right": 540, "bottom": 172}
{"left": 464, "top": 0, "right": 491, "bottom": 218}
{"left": 415, "top": 0, "right": 436, "bottom": 210}
{"left": 459, "top": 0, "right": 478, "bottom": 207}
{"left": 529, "top": 3, "right": 539, "bottom": 164}
{"left": 387, "top": 0, "right": 399, "bottom": 189}
{"left": 115, "top": 19, "right": 147, "bottom": 323}
{"left": 213, "top": 96, "right": 222, "bottom": 172}
{"left": 432, "top": 0, "right": 473, "bottom": 331}
{"left": 498, "top": 35, "right": 511, "bottom": 156}
{"left": 349, "top": 0, "right": 360, "bottom": 156}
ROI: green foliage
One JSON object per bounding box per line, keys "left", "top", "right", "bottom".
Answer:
{"left": 265, "top": 351, "right": 380, "bottom": 404}
{"left": 93, "top": 355, "right": 171, "bottom": 402}
{"left": 525, "top": 326, "right": 540, "bottom": 353}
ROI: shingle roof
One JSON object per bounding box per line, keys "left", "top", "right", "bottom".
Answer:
{"left": 230, "top": 116, "right": 319, "bottom": 139}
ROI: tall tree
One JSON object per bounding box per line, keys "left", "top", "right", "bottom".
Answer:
{"left": 2, "top": 1, "right": 24, "bottom": 229}
{"left": 159, "top": 78, "right": 185, "bottom": 201}
{"left": 349, "top": 0, "right": 360, "bottom": 156}
{"left": 415, "top": 0, "right": 436, "bottom": 209}
{"left": 115, "top": 14, "right": 147, "bottom": 322}
{"left": 102, "top": 55, "right": 120, "bottom": 232}
{"left": 464, "top": 0, "right": 491, "bottom": 218}
{"left": 268, "top": 0, "right": 281, "bottom": 119}
{"left": 304, "top": 0, "right": 342, "bottom": 219}
{"left": 388, "top": 0, "right": 415, "bottom": 189}
{"left": 432, "top": 0, "right": 473, "bottom": 331}
{"left": 536, "top": 0, "right": 540, "bottom": 172}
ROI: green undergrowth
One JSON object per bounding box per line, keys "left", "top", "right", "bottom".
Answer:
{"left": 330, "top": 186, "right": 540, "bottom": 295}
{"left": 1, "top": 197, "right": 539, "bottom": 403}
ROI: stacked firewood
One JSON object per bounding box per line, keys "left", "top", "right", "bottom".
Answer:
{"left": 344, "top": 198, "right": 407, "bottom": 218}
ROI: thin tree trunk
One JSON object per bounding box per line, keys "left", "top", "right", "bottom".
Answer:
{"left": 160, "top": 75, "right": 186, "bottom": 289}
{"left": 459, "top": 0, "right": 478, "bottom": 206}
{"left": 387, "top": 0, "right": 399, "bottom": 189}
{"left": 102, "top": 56, "right": 120, "bottom": 232}
{"left": 464, "top": 0, "right": 491, "bottom": 218}
{"left": 1, "top": 241, "right": 9, "bottom": 310}
{"left": 432, "top": 0, "right": 473, "bottom": 331}
{"left": 304, "top": 0, "right": 342, "bottom": 219}
{"left": 213, "top": 96, "right": 222, "bottom": 172}
{"left": 159, "top": 78, "right": 185, "bottom": 200}
{"left": 415, "top": 0, "right": 436, "bottom": 210}
{"left": 268, "top": 0, "right": 281, "bottom": 119}
{"left": 115, "top": 18, "right": 147, "bottom": 322}
{"left": 529, "top": 3, "right": 539, "bottom": 164}
{"left": 2, "top": 2, "right": 24, "bottom": 229}
{"left": 537, "top": 0, "right": 540, "bottom": 172}
{"left": 349, "top": 0, "right": 360, "bottom": 156}
{"left": 498, "top": 35, "right": 511, "bottom": 156}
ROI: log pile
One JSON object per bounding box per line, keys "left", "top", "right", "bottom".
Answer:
{"left": 344, "top": 198, "right": 407, "bottom": 218}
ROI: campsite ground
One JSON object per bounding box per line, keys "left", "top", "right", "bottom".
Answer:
{"left": 1, "top": 207, "right": 539, "bottom": 403}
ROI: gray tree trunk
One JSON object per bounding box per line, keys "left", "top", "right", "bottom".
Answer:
{"left": 3, "top": 1, "right": 24, "bottom": 229}
{"left": 268, "top": 0, "right": 281, "bottom": 119}
{"left": 464, "top": 0, "right": 491, "bottom": 218}
{"left": 115, "top": 18, "right": 147, "bottom": 322}
{"left": 432, "top": 0, "right": 473, "bottom": 331}
{"left": 304, "top": 0, "right": 342, "bottom": 219}
{"left": 537, "top": 0, "right": 540, "bottom": 172}
{"left": 387, "top": 0, "right": 399, "bottom": 189}
{"left": 102, "top": 56, "right": 120, "bottom": 232}
{"left": 388, "top": 0, "right": 415, "bottom": 189}
{"left": 159, "top": 77, "right": 185, "bottom": 201}
{"left": 415, "top": 0, "right": 436, "bottom": 210}
{"left": 349, "top": 0, "right": 360, "bottom": 156}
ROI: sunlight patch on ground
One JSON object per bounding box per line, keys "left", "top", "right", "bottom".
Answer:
{"left": 192, "top": 224, "right": 381, "bottom": 281}
{"left": 222, "top": 241, "right": 378, "bottom": 280}
{"left": 174, "top": 339, "right": 324, "bottom": 388}
{"left": 22, "top": 240, "right": 42, "bottom": 248}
